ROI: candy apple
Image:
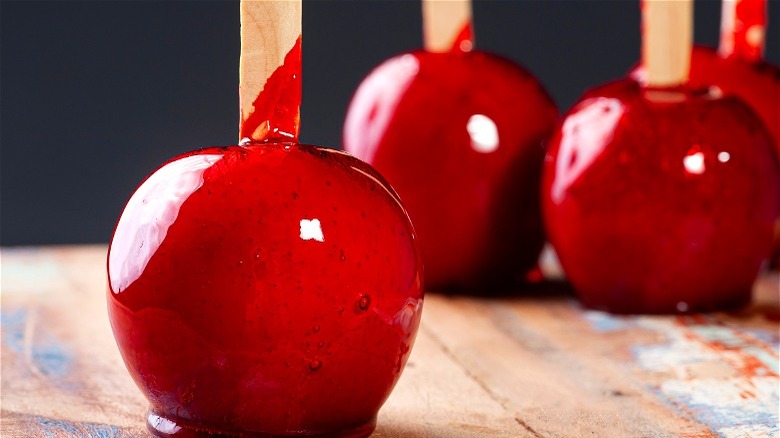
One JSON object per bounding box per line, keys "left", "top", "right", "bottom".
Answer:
{"left": 343, "top": 0, "right": 557, "bottom": 291}
{"left": 108, "top": 2, "right": 423, "bottom": 436}
{"left": 630, "top": 0, "right": 780, "bottom": 268}
{"left": 108, "top": 143, "right": 423, "bottom": 436}
{"left": 344, "top": 50, "right": 556, "bottom": 290}
{"left": 542, "top": 79, "right": 779, "bottom": 313}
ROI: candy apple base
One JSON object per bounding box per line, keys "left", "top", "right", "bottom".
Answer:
{"left": 542, "top": 79, "right": 779, "bottom": 314}
{"left": 108, "top": 143, "right": 423, "bottom": 437}
{"left": 344, "top": 50, "right": 557, "bottom": 291}
{"left": 147, "top": 412, "right": 377, "bottom": 437}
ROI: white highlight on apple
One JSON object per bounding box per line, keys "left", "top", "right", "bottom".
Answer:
{"left": 300, "top": 219, "right": 324, "bottom": 242}
{"left": 467, "top": 114, "right": 499, "bottom": 153}
{"left": 552, "top": 98, "right": 624, "bottom": 203}
{"left": 109, "top": 154, "right": 222, "bottom": 294}
{"left": 683, "top": 152, "right": 706, "bottom": 175}
{"left": 343, "top": 54, "right": 420, "bottom": 162}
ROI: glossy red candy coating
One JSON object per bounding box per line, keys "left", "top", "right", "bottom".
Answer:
{"left": 240, "top": 37, "right": 302, "bottom": 143}
{"left": 631, "top": 47, "right": 780, "bottom": 267}
{"left": 107, "top": 143, "right": 423, "bottom": 437}
{"left": 542, "top": 79, "right": 779, "bottom": 314}
{"left": 686, "top": 49, "right": 780, "bottom": 268}
{"left": 688, "top": 46, "right": 780, "bottom": 154}
{"left": 632, "top": 46, "right": 780, "bottom": 152}
{"left": 721, "top": 0, "right": 766, "bottom": 63}
{"left": 344, "top": 50, "right": 558, "bottom": 290}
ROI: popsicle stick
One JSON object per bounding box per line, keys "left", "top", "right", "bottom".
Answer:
{"left": 642, "top": 0, "right": 693, "bottom": 87}
{"left": 239, "top": 0, "right": 302, "bottom": 143}
{"left": 719, "top": 0, "right": 766, "bottom": 61}
{"left": 422, "top": 0, "right": 474, "bottom": 53}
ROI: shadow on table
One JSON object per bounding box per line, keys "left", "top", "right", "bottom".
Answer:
{"left": 432, "top": 279, "right": 576, "bottom": 300}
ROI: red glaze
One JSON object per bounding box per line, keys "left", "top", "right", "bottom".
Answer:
{"left": 686, "top": 48, "right": 780, "bottom": 268}
{"left": 240, "top": 37, "right": 302, "bottom": 143}
{"left": 688, "top": 46, "right": 780, "bottom": 156}
{"left": 344, "top": 50, "right": 557, "bottom": 290}
{"left": 452, "top": 22, "right": 474, "bottom": 53}
{"left": 632, "top": 46, "right": 780, "bottom": 153}
{"left": 107, "top": 143, "right": 423, "bottom": 437}
{"left": 632, "top": 46, "right": 780, "bottom": 268}
{"left": 542, "top": 79, "right": 779, "bottom": 314}
{"left": 721, "top": 0, "right": 766, "bottom": 62}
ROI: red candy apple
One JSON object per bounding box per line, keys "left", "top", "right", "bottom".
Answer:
{"left": 542, "top": 79, "right": 779, "bottom": 313}
{"left": 543, "top": 1, "right": 780, "bottom": 313}
{"left": 690, "top": 0, "right": 780, "bottom": 268}
{"left": 631, "top": 0, "right": 779, "bottom": 152}
{"left": 108, "top": 144, "right": 423, "bottom": 436}
{"left": 108, "top": 2, "right": 423, "bottom": 436}
{"left": 344, "top": 0, "right": 557, "bottom": 290}
{"left": 631, "top": 0, "right": 780, "bottom": 267}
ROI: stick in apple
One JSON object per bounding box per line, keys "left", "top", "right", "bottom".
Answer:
{"left": 642, "top": 0, "right": 693, "bottom": 87}
{"left": 422, "top": 0, "right": 473, "bottom": 53}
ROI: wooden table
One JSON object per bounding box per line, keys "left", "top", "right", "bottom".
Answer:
{"left": 2, "top": 246, "right": 778, "bottom": 437}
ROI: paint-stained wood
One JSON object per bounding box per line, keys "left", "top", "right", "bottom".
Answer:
{"left": 1, "top": 246, "right": 778, "bottom": 437}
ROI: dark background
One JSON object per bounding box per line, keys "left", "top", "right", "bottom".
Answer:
{"left": 2, "top": 0, "right": 778, "bottom": 246}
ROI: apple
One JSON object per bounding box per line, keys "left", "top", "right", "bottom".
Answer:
{"left": 542, "top": 78, "right": 779, "bottom": 313}
{"left": 344, "top": 50, "right": 557, "bottom": 290}
{"left": 108, "top": 143, "right": 423, "bottom": 436}
{"left": 632, "top": 46, "right": 780, "bottom": 268}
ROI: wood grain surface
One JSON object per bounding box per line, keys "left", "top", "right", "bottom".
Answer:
{"left": 1, "top": 246, "right": 778, "bottom": 437}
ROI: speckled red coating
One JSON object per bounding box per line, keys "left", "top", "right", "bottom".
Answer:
{"left": 542, "top": 79, "right": 779, "bottom": 314}
{"left": 344, "top": 50, "right": 557, "bottom": 290}
{"left": 107, "top": 143, "right": 423, "bottom": 437}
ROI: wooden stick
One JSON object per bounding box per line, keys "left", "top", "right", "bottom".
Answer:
{"left": 719, "top": 0, "right": 766, "bottom": 61}
{"left": 239, "top": 0, "right": 302, "bottom": 143}
{"left": 422, "top": 0, "right": 473, "bottom": 53}
{"left": 642, "top": 0, "right": 693, "bottom": 87}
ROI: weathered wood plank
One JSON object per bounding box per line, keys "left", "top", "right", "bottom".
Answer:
{"left": 377, "top": 326, "right": 525, "bottom": 437}
{"left": 1, "top": 246, "right": 148, "bottom": 436}
{"left": 1, "top": 246, "right": 778, "bottom": 437}
{"left": 419, "top": 273, "right": 779, "bottom": 438}
{"left": 422, "top": 295, "right": 702, "bottom": 437}
{"left": 0, "top": 246, "right": 522, "bottom": 437}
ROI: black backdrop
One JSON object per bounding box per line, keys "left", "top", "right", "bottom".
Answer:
{"left": 2, "top": 0, "right": 778, "bottom": 245}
